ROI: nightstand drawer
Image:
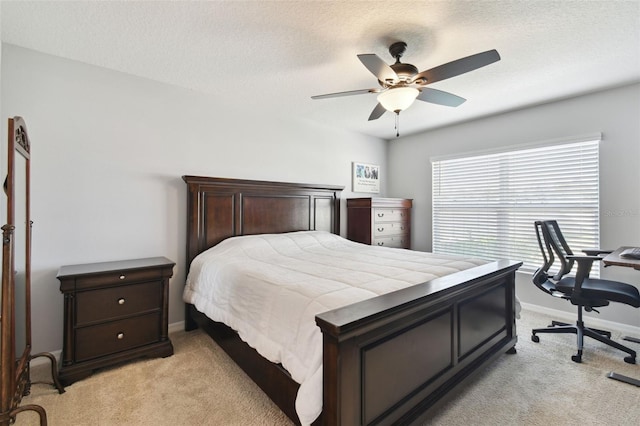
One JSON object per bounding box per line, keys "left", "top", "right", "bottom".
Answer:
{"left": 76, "top": 281, "right": 162, "bottom": 325}
{"left": 75, "top": 313, "right": 160, "bottom": 362}
{"left": 374, "top": 209, "right": 408, "bottom": 223}
{"left": 373, "top": 235, "right": 410, "bottom": 249}
{"left": 75, "top": 268, "right": 163, "bottom": 290}
{"left": 373, "top": 222, "right": 409, "bottom": 237}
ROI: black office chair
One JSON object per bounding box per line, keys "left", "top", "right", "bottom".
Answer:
{"left": 531, "top": 220, "right": 640, "bottom": 364}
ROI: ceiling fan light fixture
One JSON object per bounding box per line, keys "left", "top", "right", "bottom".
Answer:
{"left": 377, "top": 87, "right": 419, "bottom": 113}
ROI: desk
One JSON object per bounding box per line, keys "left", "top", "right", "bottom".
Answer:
{"left": 602, "top": 247, "right": 640, "bottom": 387}
{"left": 603, "top": 246, "right": 640, "bottom": 270}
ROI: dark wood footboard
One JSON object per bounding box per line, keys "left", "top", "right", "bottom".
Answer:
{"left": 316, "top": 260, "right": 521, "bottom": 425}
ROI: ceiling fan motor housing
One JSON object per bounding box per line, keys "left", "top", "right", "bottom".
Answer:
{"left": 390, "top": 63, "right": 419, "bottom": 84}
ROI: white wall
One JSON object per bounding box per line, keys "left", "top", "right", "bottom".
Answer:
{"left": 0, "top": 44, "right": 388, "bottom": 354}
{"left": 388, "top": 83, "right": 640, "bottom": 328}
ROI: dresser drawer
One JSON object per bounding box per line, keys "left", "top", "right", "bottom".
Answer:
{"left": 373, "top": 235, "right": 410, "bottom": 249}
{"left": 76, "top": 281, "right": 162, "bottom": 325}
{"left": 374, "top": 208, "right": 408, "bottom": 223}
{"left": 373, "top": 222, "right": 409, "bottom": 237}
{"left": 75, "top": 313, "right": 160, "bottom": 362}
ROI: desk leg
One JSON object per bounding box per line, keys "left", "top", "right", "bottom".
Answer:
{"left": 607, "top": 372, "right": 640, "bottom": 387}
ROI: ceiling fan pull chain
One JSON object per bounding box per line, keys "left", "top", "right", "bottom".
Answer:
{"left": 395, "top": 111, "right": 400, "bottom": 137}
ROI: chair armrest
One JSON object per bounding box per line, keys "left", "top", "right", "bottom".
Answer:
{"left": 582, "top": 248, "right": 613, "bottom": 256}
{"left": 567, "top": 255, "right": 600, "bottom": 293}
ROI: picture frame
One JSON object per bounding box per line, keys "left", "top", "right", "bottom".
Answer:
{"left": 352, "top": 162, "right": 380, "bottom": 193}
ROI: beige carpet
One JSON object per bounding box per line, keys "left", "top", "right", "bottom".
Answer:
{"left": 16, "top": 309, "right": 640, "bottom": 425}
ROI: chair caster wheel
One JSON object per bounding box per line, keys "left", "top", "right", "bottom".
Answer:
{"left": 624, "top": 356, "right": 636, "bottom": 364}
{"left": 571, "top": 355, "right": 582, "bottom": 363}
{"left": 506, "top": 347, "right": 517, "bottom": 354}
{"left": 531, "top": 335, "right": 539, "bottom": 343}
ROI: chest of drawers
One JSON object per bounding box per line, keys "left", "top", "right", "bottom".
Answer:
{"left": 347, "top": 198, "right": 412, "bottom": 249}
{"left": 57, "top": 257, "right": 175, "bottom": 385}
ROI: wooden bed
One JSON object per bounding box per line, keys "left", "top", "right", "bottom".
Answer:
{"left": 183, "top": 175, "right": 521, "bottom": 425}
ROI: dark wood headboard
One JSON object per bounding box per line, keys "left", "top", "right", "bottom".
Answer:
{"left": 183, "top": 176, "right": 344, "bottom": 265}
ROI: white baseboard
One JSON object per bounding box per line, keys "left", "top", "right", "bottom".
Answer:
{"left": 521, "top": 302, "right": 640, "bottom": 337}
{"left": 168, "top": 320, "right": 185, "bottom": 334}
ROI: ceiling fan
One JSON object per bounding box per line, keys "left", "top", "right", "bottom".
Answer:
{"left": 311, "top": 42, "right": 500, "bottom": 136}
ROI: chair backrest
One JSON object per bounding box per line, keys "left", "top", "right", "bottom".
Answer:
{"left": 532, "top": 220, "right": 575, "bottom": 294}
{"left": 541, "top": 220, "right": 575, "bottom": 280}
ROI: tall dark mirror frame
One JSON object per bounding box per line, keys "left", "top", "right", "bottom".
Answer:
{"left": 1, "top": 117, "right": 63, "bottom": 426}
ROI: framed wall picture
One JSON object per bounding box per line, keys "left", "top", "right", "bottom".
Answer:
{"left": 352, "top": 162, "right": 380, "bottom": 193}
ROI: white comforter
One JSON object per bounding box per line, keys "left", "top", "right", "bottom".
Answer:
{"left": 183, "top": 231, "right": 489, "bottom": 425}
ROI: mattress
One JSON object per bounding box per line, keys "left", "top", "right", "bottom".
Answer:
{"left": 184, "top": 230, "right": 491, "bottom": 425}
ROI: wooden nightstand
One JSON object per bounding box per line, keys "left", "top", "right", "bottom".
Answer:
{"left": 347, "top": 198, "right": 413, "bottom": 249}
{"left": 57, "top": 257, "right": 175, "bottom": 385}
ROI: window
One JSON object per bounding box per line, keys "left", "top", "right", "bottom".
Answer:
{"left": 432, "top": 138, "right": 600, "bottom": 274}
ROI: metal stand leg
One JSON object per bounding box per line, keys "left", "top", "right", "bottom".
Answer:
{"left": 607, "top": 326, "right": 640, "bottom": 386}
{"left": 607, "top": 372, "right": 640, "bottom": 387}
{"left": 30, "top": 352, "right": 65, "bottom": 394}
{"left": 2, "top": 404, "right": 47, "bottom": 426}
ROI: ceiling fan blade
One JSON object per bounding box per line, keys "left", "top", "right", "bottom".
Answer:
{"left": 417, "top": 88, "right": 466, "bottom": 107}
{"left": 413, "top": 49, "right": 500, "bottom": 85}
{"left": 311, "top": 88, "right": 379, "bottom": 100}
{"left": 357, "top": 54, "right": 398, "bottom": 82}
{"left": 368, "top": 103, "right": 387, "bottom": 121}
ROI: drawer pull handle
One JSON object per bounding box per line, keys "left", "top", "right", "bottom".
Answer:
{"left": 377, "top": 242, "right": 384, "bottom": 246}
{"left": 118, "top": 298, "right": 126, "bottom": 305}
{"left": 117, "top": 333, "right": 124, "bottom": 340}
{"left": 119, "top": 275, "right": 126, "bottom": 280}
{"left": 377, "top": 213, "right": 384, "bottom": 218}
{"left": 377, "top": 227, "right": 384, "bottom": 232}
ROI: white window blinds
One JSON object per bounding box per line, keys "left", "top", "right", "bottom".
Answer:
{"left": 432, "top": 139, "right": 600, "bottom": 274}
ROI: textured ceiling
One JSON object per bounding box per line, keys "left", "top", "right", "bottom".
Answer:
{"left": 2, "top": 1, "right": 639, "bottom": 140}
